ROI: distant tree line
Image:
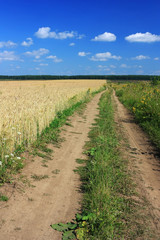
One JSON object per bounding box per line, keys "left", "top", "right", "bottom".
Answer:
{"left": 0, "top": 75, "right": 158, "bottom": 81}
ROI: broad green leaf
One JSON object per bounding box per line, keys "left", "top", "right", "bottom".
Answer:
{"left": 51, "top": 223, "right": 68, "bottom": 231}
{"left": 62, "top": 230, "right": 75, "bottom": 240}
{"left": 82, "top": 215, "right": 89, "bottom": 221}
{"left": 76, "top": 213, "right": 82, "bottom": 221}
{"left": 67, "top": 223, "right": 77, "bottom": 230}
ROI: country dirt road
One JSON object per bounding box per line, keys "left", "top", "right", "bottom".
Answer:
{"left": 0, "top": 92, "right": 102, "bottom": 240}
{"left": 1, "top": 90, "right": 160, "bottom": 240}
{"left": 113, "top": 91, "right": 160, "bottom": 236}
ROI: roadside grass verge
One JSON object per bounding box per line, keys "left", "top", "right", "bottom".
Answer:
{"left": 51, "top": 89, "right": 153, "bottom": 239}
{"left": 114, "top": 81, "right": 160, "bottom": 150}
{"left": 0, "top": 86, "right": 106, "bottom": 184}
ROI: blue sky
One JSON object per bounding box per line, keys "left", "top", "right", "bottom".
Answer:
{"left": 0, "top": 0, "right": 160, "bottom": 75}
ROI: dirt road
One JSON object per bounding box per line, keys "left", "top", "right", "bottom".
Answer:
{"left": 0, "top": 92, "right": 102, "bottom": 240}
{"left": 113, "top": 91, "right": 160, "bottom": 234}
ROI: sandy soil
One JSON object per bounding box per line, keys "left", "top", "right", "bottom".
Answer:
{"left": 0, "top": 92, "right": 102, "bottom": 240}
{"left": 113, "top": 91, "right": 160, "bottom": 235}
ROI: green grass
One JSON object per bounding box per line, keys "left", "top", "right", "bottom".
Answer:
{"left": 114, "top": 81, "right": 160, "bottom": 150}
{"left": 51, "top": 88, "right": 153, "bottom": 239}
{"left": 74, "top": 89, "right": 152, "bottom": 239}
{"left": 31, "top": 174, "right": 49, "bottom": 181}
{"left": 0, "top": 193, "right": 8, "bottom": 201}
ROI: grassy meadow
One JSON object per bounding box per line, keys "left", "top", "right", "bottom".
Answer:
{"left": 113, "top": 80, "right": 160, "bottom": 149}
{"left": 0, "top": 79, "right": 106, "bottom": 183}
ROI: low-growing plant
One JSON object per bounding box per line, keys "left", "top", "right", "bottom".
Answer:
{"left": 0, "top": 193, "right": 8, "bottom": 201}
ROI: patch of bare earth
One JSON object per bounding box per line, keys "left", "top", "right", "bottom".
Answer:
{"left": 0, "top": 93, "right": 102, "bottom": 240}
{"left": 113, "top": 91, "right": 160, "bottom": 238}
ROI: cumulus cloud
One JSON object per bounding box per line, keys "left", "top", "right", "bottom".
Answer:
{"left": 46, "top": 55, "right": 63, "bottom": 63}
{"left": 25, "top": 48, "right": 49, "bottom": 59}
{"left": 0, "top": 41, "right": 17, "bottom": 48}
{"left": 21, "top": 38, "right": 33, "bottom": 47}
{"left": 35, "top": 27, "right": 83, "bottom": 40}
{"left": 154, "top": 57, "right": 159, "bottom": 60}
{"left": 132, "top": 55, "right": 150, "bottom": 60}
{"left": 90, "top": 52, "right": 121, "bottom": 61}
{"left": 0, "top": 51, "right": 19, "bottom": 61}
{"left": 125, "top": 32, "right": 160, "bottom": 43}
{"left": 92, "top": 32, "right": 116, "bottom": 42}
{"left": 78, "top": 51, "right": 90, "bottom": 57}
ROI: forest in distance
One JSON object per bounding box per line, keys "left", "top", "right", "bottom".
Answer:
{"left": 0, "top": 75, "right": 158, "bottom": 81}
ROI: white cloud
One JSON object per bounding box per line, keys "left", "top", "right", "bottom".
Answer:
{"left": 21, "top": 38, "right": 33, "bottom": 47}
{"left": 98, "top": 65, "right": 110, "bottom": 71}
{"left": 120, "top": 64, "right": 128, "bottom": 68}
{"left": 110, "top": 64, "right": 116, "bottom": 68}
{"left": 25, "top": 48, "right": 49, "bottom": 59}
{"left": 125, "top": 32, "right": 160, "bottom": 43}
{"left": 76, "top": 34, "right": 85, "bottom": 39}
{"left": 90, "top": 52, "right": 121, "bottom": 61}
{"left": 35, "top": 67, "right": 40, "bottom": 70}
{"left": 33, "top": 59, "right": 42, "bottom": 62}
{"left": 46, "top": 55, "right": 56, "bottom": 59}
{"left": 92, "top": 32, "right": 116, "bottom": 42}
{"left": 0, "top": 41, "right": 17, "bottom": 48}
{"left": 0, "top": 51, "right": 19, "bottom": 61}
{"left": 132, "top": 55, "right": 150, "bottom": 60}
{"left": 40, "top": 63, "right": 48, "bottom": 66}
{"left": 134, "top": 65, "right": 143, "bottom": 68}
{"left": 35, "top": 27, "right": 83, "bottom": 40}
{"left": 46, "top": 55, "right": 63, "bottom": 63}
{"left": 154, "top": 57, "right": 159, "bottom": 60}
{"left": 69, "top": 43, "right": 75, "bottom": 46}
{"left": 78, "top": 51, "right": 90, "bottom": 57}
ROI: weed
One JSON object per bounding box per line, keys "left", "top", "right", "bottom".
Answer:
{"left": 31, "top": 174, "right": 49, "bottom": 181}
{"left": 28, "top": 197, "right": 34, "bottom": 201}
{"left": 42, "top": 164, "right": 48, "bottom": 168}
{"left": 52, "top": 169, "right": 60, "bottom": 174}
{"left": 76, "top": 158, "right": 86, "bottom": 164}
{"left": 0, "top": 194, "right": 8, "bottom": 201}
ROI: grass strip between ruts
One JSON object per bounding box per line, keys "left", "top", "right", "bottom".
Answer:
{"left": 75, "top": 89, "right": 150, "bottom": 239}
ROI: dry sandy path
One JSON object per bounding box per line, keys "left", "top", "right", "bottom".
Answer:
{"left": 0, "top": 92, "right": 102, "bottom": 240}
{"left": 113, "top": 91, "right": 160, "bottom": 234}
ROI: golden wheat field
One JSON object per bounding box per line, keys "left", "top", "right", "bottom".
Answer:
{"left": 0, "top": 79, "right": 106, "bottom": 157}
